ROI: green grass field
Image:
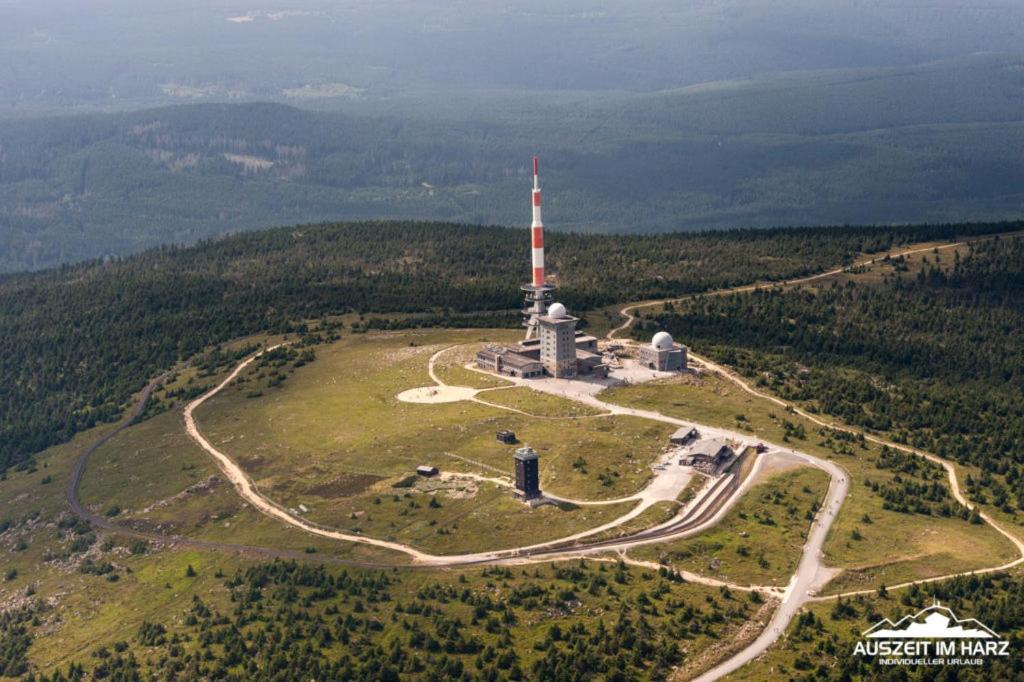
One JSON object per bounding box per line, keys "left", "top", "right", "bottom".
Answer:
{"left": 74, "top": 329, "right": 671, "bottom": 555}
{"left": 629, "top": 464, "right": 830, "bottom": 587}
{"left": 474, "top": 386, "right": 608, "bottom": 418}
{"left": 300, "top": 480, "right": 636, "bottom": 554}
{"left": 431, "top": 339, "right": 518, "bottom": 388}
{"left": 7, "top": 314, "right": 1022, "bottom": 676}
{"left": 78, "top": 409, "right": 214, "bottom": 518}
{"left": 192, "top": 330, "right": 673, "bottom": 504}
{"left": 587, "top": 501, "right": 681, "bottom": 543}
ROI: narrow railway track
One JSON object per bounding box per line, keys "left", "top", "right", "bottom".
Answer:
{"left": 521, "top": 464, "right": 743, "bottom": 559}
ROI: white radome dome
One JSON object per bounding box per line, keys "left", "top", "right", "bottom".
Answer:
{"left": 652, "top": 331, "right": 674, "bottom": 350}
{"left": 548, "top": 302, "right": 567, "bottom": 319}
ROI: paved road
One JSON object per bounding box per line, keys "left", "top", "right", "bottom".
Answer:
{"left": 63, "top": 317, "right": 850, "bottom": 682}
{"left": 692, "top": 351, "right": 1024, "bottom": 603}
{"left": 693, "top": 454, "right": 848, "bottom": 681}
{"left": 178, "top": 343, "right": 819, "bottom": 566}
{"left": 606, "top": 232, "right": 1024, "bottom": 678}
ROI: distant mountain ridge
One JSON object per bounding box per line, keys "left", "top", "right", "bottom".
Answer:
{"left": 1, "top": 54, "right": 1023, "bottom": 272}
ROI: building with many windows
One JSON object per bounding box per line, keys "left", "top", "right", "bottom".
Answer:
{"left": 514, "top": 446, "right": 541, "bottom": 500}
{"left": 538, "top": 302, "right": 579, "bottom": 378}
{"left": 475, "top": 303, "right": 608, "bottom": 379}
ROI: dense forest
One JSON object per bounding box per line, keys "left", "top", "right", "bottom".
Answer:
{"left": 1, "top": 219, "right": 1011, "bottom": 473}
{"left": 637, "top": 234, "right": 1024, "bottom": 508}
{"left": 4, "top": 51, "right": 1024, "bottom": 272}
{"left": 19, "top": 559, "right": 756, "bottom": 681}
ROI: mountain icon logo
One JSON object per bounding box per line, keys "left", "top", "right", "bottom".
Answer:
{"left": 863, "top": 600, "right": 999, "bottom": 639}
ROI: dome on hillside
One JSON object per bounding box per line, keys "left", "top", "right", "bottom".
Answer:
{"left": 548, "top": 302, "right": 567, "bottom": 319}
{"left": 652, "top": 331, "right": 674, "bottom": 350}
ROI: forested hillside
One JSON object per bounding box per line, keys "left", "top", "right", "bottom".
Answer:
{"left": 2, "top": 219, "right": 1008, "bottom": 473}
{"left": 637, "top": 233, "right": 1024, "bottom": 508}
{"left": 2, "top": 54, "right": 1024, "bottom": 271}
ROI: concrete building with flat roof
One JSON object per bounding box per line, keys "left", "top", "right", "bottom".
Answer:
{"left": 476, "top": 346, "right": 544, "bottom": 378}
{"left": 576, "top": 349, "right": 609, "bottom": 378}
{"left": 538, "top": 303, "right": 578, "bottom": 378}
{"left": 517, "top": 331, "right": 598, "bottom": 355}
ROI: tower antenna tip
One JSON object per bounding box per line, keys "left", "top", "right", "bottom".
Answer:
{"left": 533, "top": 156, "right": 539, "bottom": 176}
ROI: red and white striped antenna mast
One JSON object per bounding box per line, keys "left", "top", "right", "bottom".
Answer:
{"left": 522, "top": 155, "right": 555, "bottom": 339}
{"left": 531, "top": 156, "right": 545, "bottom": 287}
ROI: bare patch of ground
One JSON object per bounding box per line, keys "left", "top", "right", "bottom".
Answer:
{"left": 674, "top": 598, "right": 778, "bottom": 681}
{"left": 137, "top": 475, "right": 222, "bottom": 515}
{"left": 282, "top": 83, "right": 364, "bottom": 99}
{"left": 397, "top": 385, "right": 479, "bottom": 403}
{"left": 416, "top": 473, "right": 482, "bottom": 500}
{"left": 752, "top": 450, "right": 806, "bottom": 483}
{"left": 223, "top": 153, "right": 274, "bottom": 172}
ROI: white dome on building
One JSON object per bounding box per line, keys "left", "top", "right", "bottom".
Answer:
{"left": 652, "top": 331, "right": 674, "bottom": 350}
{"left": 548, "top": 302, "right": 567, "bottom": 319}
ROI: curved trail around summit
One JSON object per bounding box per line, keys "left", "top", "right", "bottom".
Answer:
{"left": 177, "top": 342, "right": 845, "bottom": 582}
{"left": 685, "top": 355, "right": 1024, "bottom": 682}
{"left": 692, "top": 352, "right": 1024, "bottom": 599}
{"left": 607, "top": 234, "right": 1014, "bottom": 341}
{"left": 609, "top": 231, "right": 1024, "bottom": 593}
{"left": 182, "top": 348, "right": 437, "bottom": 562}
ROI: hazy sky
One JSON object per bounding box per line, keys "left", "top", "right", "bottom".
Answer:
{"left": 2, "top": 1, "right": 1023, "bottom": 109}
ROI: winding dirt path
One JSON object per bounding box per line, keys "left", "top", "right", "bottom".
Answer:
{"left": 692, "top": 352, "right": 1024, "bottom": 600}
{"left": 608, "top": 233, "right": 1017, "bottom": 340}
{"left": 607, "top": 231, "right": 1024, "bottom": 588}
{"left": 176, "top": 344, "right": 815, "bottom": 568}
{"left": 181, "top": 347, "right": 438, "bottom": 562}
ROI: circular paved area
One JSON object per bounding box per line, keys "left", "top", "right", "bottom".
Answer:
{"left": 396, "top": 385, "right": 480, "bottom": 403}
